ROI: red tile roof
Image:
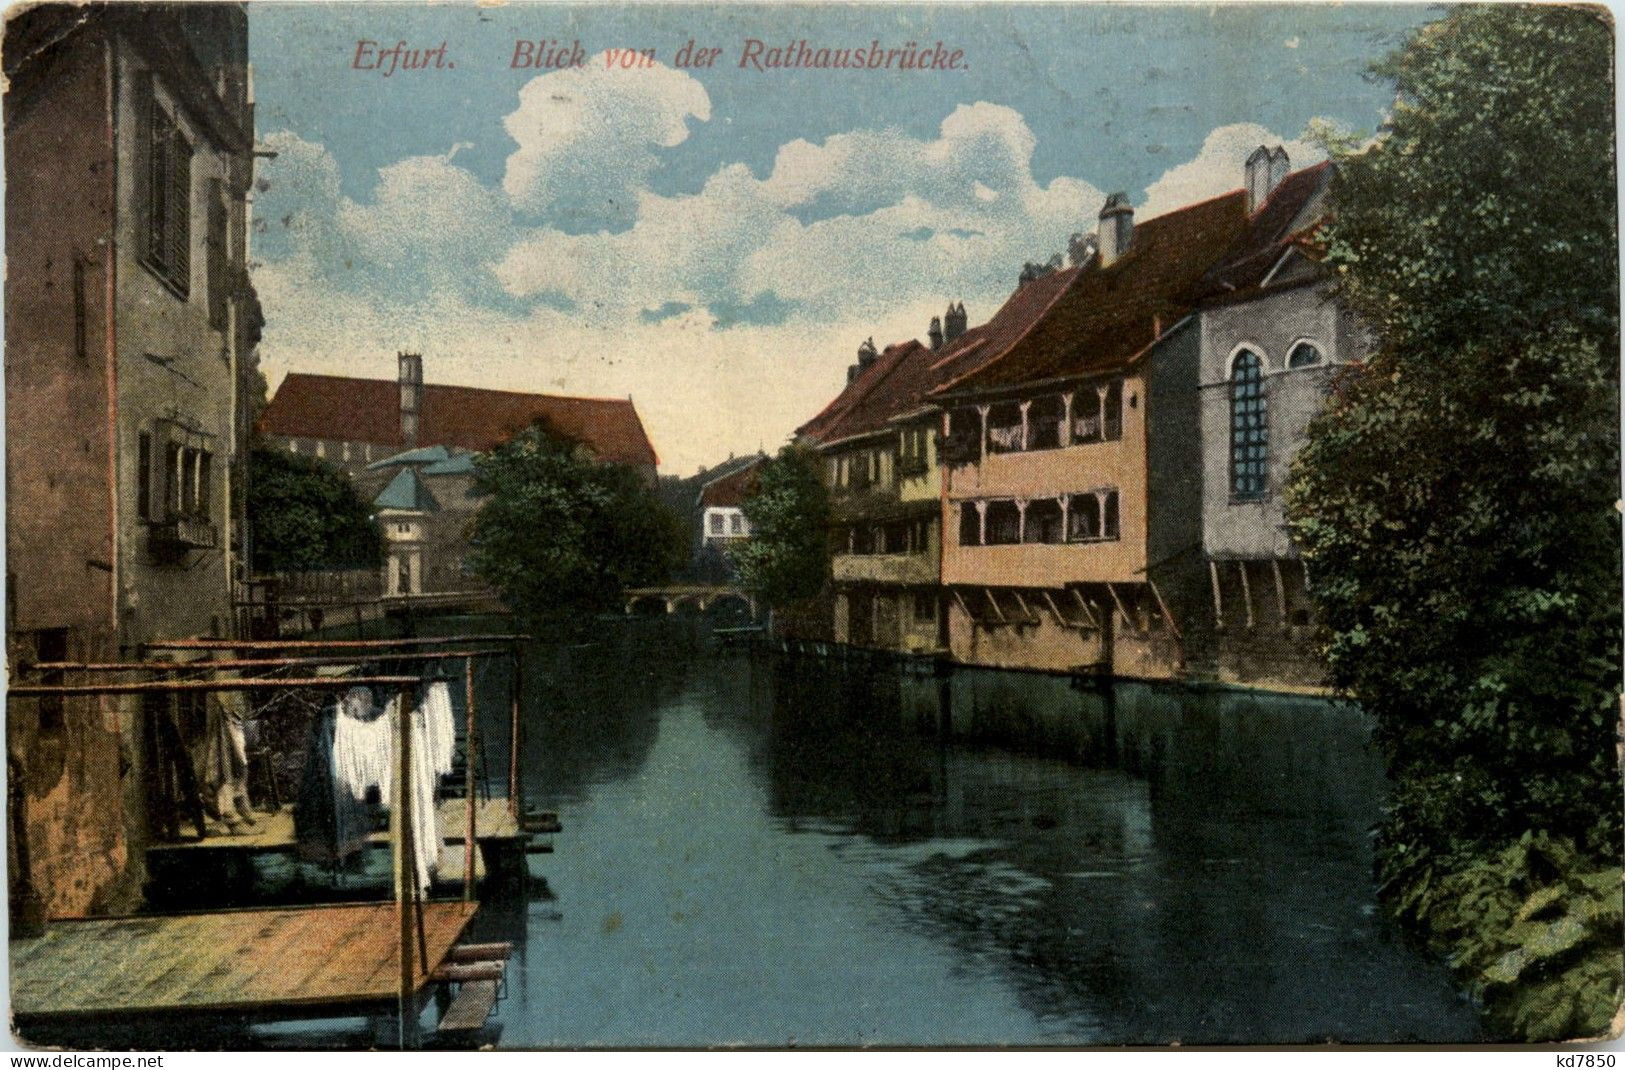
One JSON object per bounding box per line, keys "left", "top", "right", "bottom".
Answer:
{"left": 1197, "top": 162, "right": 1333, "bottom": 298}
{"left": 258, "top": 373, "right": 659, "bottom": 468}
{"left": 699, "top": 459, "right": 763, "bottom": 507}
{"left": 799, "top": 266, "right": 1080, "bottom": 446}
{"left": 936, "top": 192, "right": 1251, "bottom": 395}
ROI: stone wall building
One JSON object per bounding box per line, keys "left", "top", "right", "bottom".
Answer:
{"left": 1189, "top": 154, "right": 1363, "bottom": 687}
{"left": 4, "top": 4, "right": 260, "bottom": 917}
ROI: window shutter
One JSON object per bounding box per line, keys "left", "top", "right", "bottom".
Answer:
{"left": 167, "top": 129, "right": 192, "bottom": 293}
{"left": 146, "top": 101, "right": 169, "bottom": 265}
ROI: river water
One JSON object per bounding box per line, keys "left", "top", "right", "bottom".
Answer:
{"left": 430, "top": 617, "right": 1480, "bottom": 1047}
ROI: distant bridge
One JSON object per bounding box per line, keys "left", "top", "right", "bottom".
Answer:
{"left": 623, "top": 585, "right": 757, "bottom": 619}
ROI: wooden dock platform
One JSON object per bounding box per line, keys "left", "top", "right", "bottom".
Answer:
{"left": 10, "top": 902, "right": 477, "bottom": 1027}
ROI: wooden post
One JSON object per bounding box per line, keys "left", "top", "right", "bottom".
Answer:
{"left": 509, "top": 645, "right": 523, "bottom": 817}
{"left": 393, "top": 683, "right": 419, "bottom": 1050}
{"left": 464, "top": 656, "right": 477, "bottom": 902}
{"left": 1209, "top": 559, "right": 1225, "bottom": 630}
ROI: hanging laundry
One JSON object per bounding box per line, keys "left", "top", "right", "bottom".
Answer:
{"left": 386, "top": 686, "right": 446, "bottom": 894}
{"left": 422, "top": 680, "right": 456, "bottom": 779}
{"left": 202, "top": 689, "right": 253, "bottom": 828}
{"left": 333, "top": 685, "right": 392, "bottom": 803}
{"left": 294, "top": 699, "right": 370, "bottom": 866}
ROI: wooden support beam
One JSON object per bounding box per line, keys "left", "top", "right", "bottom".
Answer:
{"left": 394, "top": 684, "right": 419, "bottom": 1051}
{"left": 25, "top": 650, "right": 509, "bottom": 675}
{"left": 1271, "top": 559, "right": 1288, "bottom": 627}
{"left": 1237, "top": 561, "right": 1255, "bottom": 630}
{"left": 145, "top": 634, "right": 530, "bottom": 652}
{"left": 1105, "top": 582, "right": 1131, "bottom": 631}
{"left": 1010, "top": 589, "right": 1037, "bottom": 623}
{"left": 1209, "top": 559, "right": 1225, "bottom": 631}
{"left": 447, "top": 942, "right": 512, "bottom": 963}
{"left": 1069, "top": 587, "right": 1099, "bottom": 630}
{"left": 1147, "top": 579, "right": 1182, "bottom": 641}
{"left": 1041, "top": 590, "right": 1066, "bottom": 628}
{"left": 509, "top": 646, "right": 524, "bottom": 818}
{"left": 983, "top": 588, "right": 1006, "bottom": 623}
{"left": 7, "top": 675, "right": 420, "bottom": 697}
{"left": 464, "top": 657, "right": 478, "bottom": 903}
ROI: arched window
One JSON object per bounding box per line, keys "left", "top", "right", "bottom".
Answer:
{"left": 1230, "top": 350, "right": 1268, "bottom": 499}
{"left": 1287, "top": 341, "right": 1323, "bottom": 369}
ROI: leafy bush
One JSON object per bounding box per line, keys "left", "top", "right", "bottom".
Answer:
{"left": 1383, "top": 833, "right": 1622, "bottom": 1041}
{"left": 731, "top": 444, "right": 831, "bottom": 610}
{"left": 248, "top": 443, "right": 382, "bottom": 573}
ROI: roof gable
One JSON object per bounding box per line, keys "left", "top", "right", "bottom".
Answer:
{"left": 374, "top": 468, "right": 440, "bottom": 513}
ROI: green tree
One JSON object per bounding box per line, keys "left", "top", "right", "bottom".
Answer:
{"left": 1286, "top": 6, "right": 1620, "bottom": 1037}
{"left": 248, "top": 444, "right": 383, "bottom": 573}
{"left": 731, "top": 444, "right": 831, "bottom": 609}
{"left": 467, "top": 423, "right": 686, "bottom": 629}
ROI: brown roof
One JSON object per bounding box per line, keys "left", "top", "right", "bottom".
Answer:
{"left": 258, "top": 373, "right": 659, "bottom": 468}
{"left": 799, "top": 267, "right": 1079, "bottom": 446}
{"left": 699, "top": 459, "right": 763, "bottom": 507}
{"left": 1197, "top": 162, "right": 1333, "bottom": 298}
{"left": 936, "top": 191, "right": 1254, "bottom": 396}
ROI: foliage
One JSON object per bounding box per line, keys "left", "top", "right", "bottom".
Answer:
{"left": 247, "top": 443, "right": 383, "bottom": 573}
{"left": 1285, "top": 5, "right": 1622, "bottom": 1039}
{"left": 1382, "top": 832, "right": 1622, "bottom": 1041}
{"left": 731, "top": 444, "right": 831, "bottom": 608}
{"left": 467, "top": 423, "right": 686, "bottom": 630}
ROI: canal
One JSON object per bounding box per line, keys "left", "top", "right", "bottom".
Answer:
{"left": 430, "top": 616, "right": 1481, "bottom": 1047}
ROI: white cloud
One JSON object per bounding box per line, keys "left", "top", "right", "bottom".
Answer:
{"left": 1138, "top": 122, "right": 1326, "bottom": 220}
{"left": 253, "top": 102, "right": 1331, "bottom": 473}
{"left": 495, "top": 101, "right": 1101, "bottom": 326}
{"left": 500, "top": 56, "right": 711, "bottom": 225}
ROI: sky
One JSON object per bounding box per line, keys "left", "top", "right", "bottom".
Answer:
{"left": 247, "top": 2, "right": 1437, "bottom": 475}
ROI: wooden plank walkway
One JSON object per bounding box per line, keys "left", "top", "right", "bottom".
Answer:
{"left": 10, "top": 902, "right": 477, "bottom": 1024}
{"left": 148, "top": 798, "right": 520, "bottom": 854}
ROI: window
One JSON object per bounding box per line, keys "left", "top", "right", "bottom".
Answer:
{"left": 1068, "top": 493, "right": 1101, "bottom": 540}
{"left": 985, "top": 500, "right": 1021, "bottom": 545}
{"left": 959, "top": 502, "right": 982, "bottom": 547}
{"left": 987, "top": 403, "right": 1023, "bottom": 453}
{"left": 1070, "top": 381, "right": 1123, "bottom": 443}
{"left": 943, "top": 408, "right": 982, "bottom": 465}
{"left": 140, "top": 81, "right": 192, "bottom": 297}
{"left": 1023, "top": 498, "right": 1064, "bottom": 543}
{"left": 1103, "top": 381, "right": 1123, "bottom": 440}
{"left": 1066, "top": 489, "right": 1120, "bottom": 542}
{"left": 709, "top": 513, "right": 723, "bottom": 534}
{"left": 1230, "top": 350, "right": 1268, "bottom": 499}
{"left": 164, "top": 442, "right": 182, "bottom": 517}
{"left": 1287, "top": 341, "right": 1323, "bottom": 369}
{"left": 729, "top": 513, "right": 744, "bottom": 535}
{"left": 1026, "top": 396, "right": 1064, "bottom": 450}
{"left": 137, "top": 432, "right": 152, "bottom": 520}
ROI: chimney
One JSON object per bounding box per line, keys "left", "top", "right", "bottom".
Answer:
{"left": 928, "top": 316, "right": 944, "bottom": 351}
{"left": 1097, "top": 192, "right": 1133, "bottom": 267}
{"left": 847, "top": 337, "right": 880, "bottom": 383}
{"left": 1246, "top": 145, "right": 1289, "bottom": 213}
{"left": 398, "top": 351, "right": 423, "bottom": 448}
{"left": 944, "top": 302, "right": 967, "bottom": 344}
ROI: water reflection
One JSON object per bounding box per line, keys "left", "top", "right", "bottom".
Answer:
{"left": 496, "top": 628, "right": 1479, "bottom": 1046}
